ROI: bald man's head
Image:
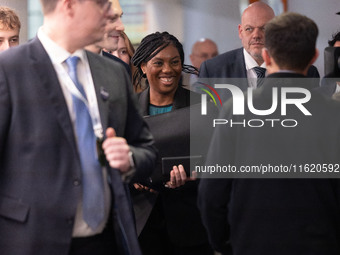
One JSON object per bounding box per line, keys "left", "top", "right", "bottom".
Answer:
{"left": 190, "top": 38, "right": 218, "bottom": 69}
{"left": 238, "top": 2, "right": 275, "bottom": 65}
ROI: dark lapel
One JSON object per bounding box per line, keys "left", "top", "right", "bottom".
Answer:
{"left": 236, "top": 48, "right": 248, "bottom": 78}
{"left": 137, "top": 87, "right": 150, "bottom": 116}
{"left": 137, "top": 86, "right": 190, "bottom": 115}
{"left": 172, "top": 86, "right": 193, "bottom": 109}
{"left": 102, "top": 50, "right": 131, "bottom": 77}
{"left": 29, "top": 37, "right": 77, "bottom": 152}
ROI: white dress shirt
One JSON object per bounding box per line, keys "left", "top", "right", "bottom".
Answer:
{"left": 37, "top": 26, "right": 111, "bottom": 237}
{"left": 243, "top": 48, "right": 266, "bottom": 88}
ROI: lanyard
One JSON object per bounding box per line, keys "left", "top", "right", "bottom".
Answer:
{"left": 55, "top": 61, "right": 104, "bottom": 139}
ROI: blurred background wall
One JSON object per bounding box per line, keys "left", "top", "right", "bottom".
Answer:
{"left": 1, "top": 0, "right": 339, "bottom": 76}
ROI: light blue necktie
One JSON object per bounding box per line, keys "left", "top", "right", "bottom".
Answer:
{"left": 253, "top": 66, "right": 266, "bottom": 87}
{"left": 66, "top": 56, "right": 105, "bottom": 230}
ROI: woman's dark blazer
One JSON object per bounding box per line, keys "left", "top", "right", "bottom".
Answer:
{"left": 132, "top": 85, "right": 211, "bottom": 247}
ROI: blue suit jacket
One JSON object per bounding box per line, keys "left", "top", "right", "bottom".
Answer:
{"left": 0, "top": 37, "right": 157, "bottom": 255}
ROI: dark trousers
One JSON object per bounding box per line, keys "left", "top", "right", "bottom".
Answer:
{"left": 139, "top": 199, "right": 214, "bottom": 255}
{"left": 68, "top": 223, "right": 118, "bottom": 255}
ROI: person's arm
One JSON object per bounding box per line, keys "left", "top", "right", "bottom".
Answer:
{"left": 124, "top": 91, "right": 158, "bottom": 182}
{"left": 101, "top": 64, "right": 157, "bottom": 183}
{"left": 197, "top": 100, "right": 235, "bottom": 253}
{"left": 102, "top": 127, "right": 133, "bottom": 173}
{"left": 307, "top": 65, "right": 320, "bottom": 78}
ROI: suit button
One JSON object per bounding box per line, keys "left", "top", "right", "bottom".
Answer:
{"left": 67, "top": 219, "right": 74, "bottom": 226}
{"left": 73, "top": 179, "right": 80, "bottom": 186}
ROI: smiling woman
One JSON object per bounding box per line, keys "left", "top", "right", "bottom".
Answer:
{"left": 130, "top": 31, "right": 213, "bottom": 255}
{"left": 141, "top": 44, "right": 182, "bottom": 106}
{"left": 132, "top": 31, "right": 198, "bottom": 104}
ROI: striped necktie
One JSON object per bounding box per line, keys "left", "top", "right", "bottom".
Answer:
{"left": 253, "top": 66, "right": 266, "bottom": 87}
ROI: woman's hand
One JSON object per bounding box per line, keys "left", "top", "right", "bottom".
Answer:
{"left": 133, "top": 183, "right": 157, "bottom": 193}
{"left": 165, "top": 164, "right": 197, "bottom": 189}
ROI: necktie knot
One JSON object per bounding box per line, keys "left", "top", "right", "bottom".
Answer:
{"left": 253, "top": 66, "right": 266, "bottom": 78}
{"left": 66, "top": 56, "right": 80, "bottom": 72}
{"left": 253, "top": 67, "right": 266, "bottom": 87}
{"left": 65, "top": 56, "right": 87, "bottom": 98}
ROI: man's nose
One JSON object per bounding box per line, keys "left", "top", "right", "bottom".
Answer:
{"left": 252, "top": 28, "right": 264, "bottom": 39}
{"left": 0, "top": 40, "right": 10, "bottom": 52}
{"left": 115, "top": 17, "right": 125, "bottom": 32}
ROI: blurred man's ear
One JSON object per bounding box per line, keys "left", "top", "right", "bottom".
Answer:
{"left": 309, "top": 48, "right": 319, "bottom": 66}
{"left": 238, "top": 24, "right": 243, "bottom": 39}
{"left": 262, "top": 48, "right": 271, "bottom": 66}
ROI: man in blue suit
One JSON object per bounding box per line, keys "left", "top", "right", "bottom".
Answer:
{"left": 0, "top": 0, "right": 156, "bottom": 254}
{"left": 199, "top": 2, "right": 319, "bottom": 95}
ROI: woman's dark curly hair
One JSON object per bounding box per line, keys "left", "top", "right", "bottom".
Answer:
{"left": 131, "top": 31, "right": 198, "bottom": 88}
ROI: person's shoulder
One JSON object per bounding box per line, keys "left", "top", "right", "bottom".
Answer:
{"left": 102, "top": 51, "right": 131, "bottom": 74}
{"left": 203, "top": 48, "right": 242, "bottom": 67}
{"left": 86, "top": 50, "right": 126, "bottom": 73}
{"left": 215, "top": 48, "right": 242, "bottom": 60}
{"left": 102, "top": 51, "right": 123, "bottom": 64}
{"left": 137, "top": 87, "right": 148, "bottom": 100}
{"left": 222, "top": 47, "right": 243, "bottom": 57}
{"left": 307, "top": 65, "right": 320, "bottom": 78}
{"left": 176, "top": 85, "right": 201, "bottom": 105}
{"left": 86, "top": 50, "right": 113, "bottom": 65}
{"left": 0, "top": 37, "right": 34, "bottom": 57}
{"left": 0, "top": 37, "right": 46, "bottom": 69}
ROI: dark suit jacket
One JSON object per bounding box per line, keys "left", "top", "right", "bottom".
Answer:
{"left": 199, "top": 47, "right": 320, "bottom": 87}
{"left": 132, "top": 86, "right": 212, "bottom": 247}
{"left": 198, "top": 48, "right": 320, "bottom": 103}
{"left": 199, "top": 48, "right": 248, "bottom": 78}
{"left": 198, "top": 72, "right": 340, "bottom": 255}
{"left": 0, "top": 37, "right": 157, "bottom": 255}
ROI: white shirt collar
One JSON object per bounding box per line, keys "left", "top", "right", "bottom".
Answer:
{"left": 243, "top": 48, "right": 266, "bottom": 70}
{"left": 37, "top": 26, "right": 86, "bottom": 65}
